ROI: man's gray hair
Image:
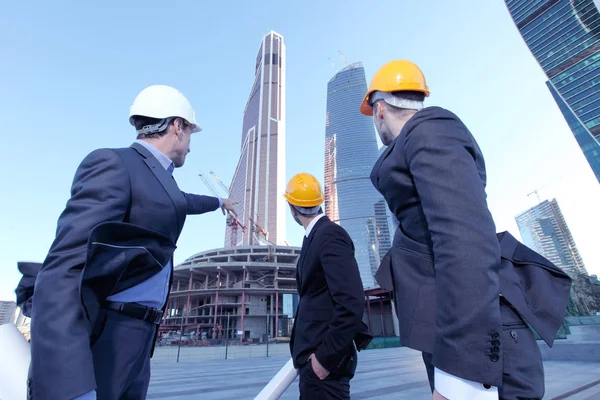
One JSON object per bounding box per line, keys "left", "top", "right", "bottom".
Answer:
{"left": 293, "top": 205, "right": 322, "bottom": 215}
{"left": 370, "top": 91, "right": 424, "bottom": 111}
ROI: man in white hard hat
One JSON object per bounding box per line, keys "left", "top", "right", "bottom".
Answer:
{"left": 27, "top": 85, "right": 238, "bottom": 400}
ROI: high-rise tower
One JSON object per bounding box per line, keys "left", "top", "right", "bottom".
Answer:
{"left": 504, "top": 0, "right": 600, "bottom": 183}
{"left": 324, "top": 62, "right": 389, "bottom": 288}
{"left": 225, "top": 31, "right": 287, "bottom": 246}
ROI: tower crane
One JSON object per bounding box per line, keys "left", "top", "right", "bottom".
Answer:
{"left": 526, "top": 176, "right": 563, "bottom": 204}
{"left": 208, "top": 170, "right": 273, "bottom": 246}
{"left": 198, "top": 170, "right": 247, "bottom": 247}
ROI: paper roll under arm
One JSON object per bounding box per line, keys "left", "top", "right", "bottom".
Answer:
{"left": 0, "top": 323, "right": 31, "bottom": 400}
{"left": 253, "top": 358, "right": 298, "bottom": 400}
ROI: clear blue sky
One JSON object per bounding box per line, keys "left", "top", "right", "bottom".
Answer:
{"left": 2, "top": 0, "right": 600, "bottom": 301}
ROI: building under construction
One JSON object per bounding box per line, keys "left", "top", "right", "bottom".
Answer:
{"left": 159, "top": 245, "right": 301, "bottom": 342}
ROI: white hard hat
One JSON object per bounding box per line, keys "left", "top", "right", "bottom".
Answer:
{"left": 129, "top": 85, "right": 202, "bottom": 133}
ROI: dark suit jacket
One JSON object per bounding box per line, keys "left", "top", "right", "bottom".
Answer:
{"left": 289, "top": 216, "right": 371, "bottom": 375}
{"left": 370, "top": 106, "right": 570, "bottom": 387}
{"left": 28, "top": 142, "right": 220, "bottom": 399}
{"left": 15, "top": 262, "right": 42, "bottom": 317}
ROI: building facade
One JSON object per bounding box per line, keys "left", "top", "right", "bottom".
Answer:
{"left": 225, "top": 31, "right": 287, "bottom": 247}
{"left": 0, "top": 301, "right": 16, "bottom": 325}
{"left": 504, "top": 0, "right": 600, "bottom": 183}
{"left": 515, "top": 198, "right": 587, "bottom": 276}
{"left": 324, "top": 62, "right": 391, "bottom": 289}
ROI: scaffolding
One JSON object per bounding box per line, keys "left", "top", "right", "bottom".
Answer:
{"left": 160, "top": 245, "right": 301, "bottom": 343}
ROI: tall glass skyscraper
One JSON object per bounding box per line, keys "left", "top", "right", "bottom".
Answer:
{"left": 324, "top": 62, "right": 391, "bottom": 289}
{"left": 504, "top": 0, "right": 600, "bottom": 183}
{"left": 225, "top": 31, "right": 287, "bottom": 246}
{"left": 515, "top": 198, "right": 587, "bottom": 276}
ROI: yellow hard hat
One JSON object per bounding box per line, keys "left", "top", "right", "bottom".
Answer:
{"left": 360, "top": 60, "right": 430, "bottom": 116}
{"left": 283, "top": 173, "right": 324, "bottom": 208}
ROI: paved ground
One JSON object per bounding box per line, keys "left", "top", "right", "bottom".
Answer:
{"left": 147, "top": 346, "right": 600, "bottom": 399}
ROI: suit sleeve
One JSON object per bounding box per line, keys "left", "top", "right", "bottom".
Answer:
{"left": 314, "top": 225, "right": 365, "bottom": 372}
{"left": 30, "top": 149, "right": 130, "bottom": 399}
{"left": 182, "top": 192, "right": 221, "bottom": 214}
{"left": 403, "top": 118, "right": 502, "bottom": 386}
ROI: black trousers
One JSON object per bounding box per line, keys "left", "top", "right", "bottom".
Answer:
{"left": 90, "top": 309, "right": 157, "bottom": 400}
{"left": 422, "top": 300, "right": 545, "bottom": 400}
{"left": 298, "top": 352, "right": 357, "bottom": 400}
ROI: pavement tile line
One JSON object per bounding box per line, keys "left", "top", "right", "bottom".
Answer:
{"left": 550, "top": 379, "right": 600, "bottom": 400}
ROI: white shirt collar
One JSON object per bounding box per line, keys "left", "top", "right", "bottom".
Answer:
{"left": 305, "top": 213, "right": 326, "bottom": 237}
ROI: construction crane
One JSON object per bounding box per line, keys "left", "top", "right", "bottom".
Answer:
{"left": 338, "top": 50, "right": 347, "bottom": 66}
{"left": 327, "top": 57, "right": 335, "bottom": 69}
{"left": 208, "top": 170, "right": 273, "bottom": 246}
{"left": 198, "top": 170, "right": 247, "bottom": 247}
{"left": 526, "top": 176, "right": 563, "bottom": 204}
{"left": 209, "top": 170, "right": 230, "bottom": 196}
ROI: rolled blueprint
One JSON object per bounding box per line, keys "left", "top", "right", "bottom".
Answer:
{"left": 0, "top": 323, "right": 30, "bottom": 400}
{"left": 253, "top": 358, "right": 298, "bottom": 400}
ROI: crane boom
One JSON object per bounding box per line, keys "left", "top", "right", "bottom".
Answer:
{"left": 209, "top": 170, "right": 230, "bottom": 195}
{"left": 198, "top": 171, "right": 221, "bottom": 198}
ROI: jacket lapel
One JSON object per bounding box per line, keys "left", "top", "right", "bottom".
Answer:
{"left": 131, "top": 142, "right": 186, "bottom": 233}
{"left": 371, "top": 138, "right": 398, "bottom": 193}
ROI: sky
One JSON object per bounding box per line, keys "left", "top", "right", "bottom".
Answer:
{"left": 1, "top": 0, "right": 600, "bottom": 302}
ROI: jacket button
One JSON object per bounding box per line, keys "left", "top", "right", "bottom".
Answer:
{"left": 490, "top": 354, "right": 499, "bottom": 362}
{"left": 491, "top": 339, "right": 500, "bottom": 346}
{"left": 492, "top": 346, "right": 500, "bottom": 354}
{"left": 491, "top": 332, "right": 500, "bottom": 339}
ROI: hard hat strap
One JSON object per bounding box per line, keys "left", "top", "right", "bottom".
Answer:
{"left": 136, "top": 117, "right": 174, "bottom": 136}
{"left": 370, "top": 91, "right": 424, "bottom": 111}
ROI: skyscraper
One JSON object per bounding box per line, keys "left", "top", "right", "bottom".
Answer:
{"left": 515, "top": 198, "right": 587, "bottom": 276}
{"left": 0, "top": 301, "right": 16, "bottom": 325}
{"left": 324, "top": 62, "right": 391, "bottom": 289}
{"left": 504, "top": 0, "right": 600, "bottom": 183}
{"left": 225, "top": 31, "right": 287, "bottom": 246}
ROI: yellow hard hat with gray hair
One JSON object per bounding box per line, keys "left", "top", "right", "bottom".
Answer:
{"left": 360, "top": 60, "right": 430, "bottom": 116}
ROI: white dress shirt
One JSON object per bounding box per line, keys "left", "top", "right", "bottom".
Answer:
{"left": 435, "top": 367, "right": 498, "bottom": 399}
{"left": 305, "top": 213, "right": 326, "bottom": 237}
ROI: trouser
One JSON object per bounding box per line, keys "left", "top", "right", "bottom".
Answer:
{"left": 422, "top": 299, "right": 545, "bottom": 400}
{"left": 298, "top": 350, "right": 357, "bottom": 400}
{"left": 90, "top": 308, "right": 157, "bottom": 400}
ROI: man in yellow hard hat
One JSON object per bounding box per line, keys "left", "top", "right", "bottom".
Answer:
{"left": 362, "top": 61, "right": 551, "bottom": 400}
{"left": 285, "top": 172, "right": 372, "bottom": 400}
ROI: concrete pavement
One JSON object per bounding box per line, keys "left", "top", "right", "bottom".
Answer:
{"left": 147, "top": 346, "right": 600, "bottom": 399}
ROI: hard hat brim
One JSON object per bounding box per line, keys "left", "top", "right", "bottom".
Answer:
{"left": 191, "top": 124, "right": 202, "bottom": 133}
{"left": 360, "top": 94, "right": 374, "bottom": 116}
{"left": 282, "top": 192, "right": 323, "bottom": 208}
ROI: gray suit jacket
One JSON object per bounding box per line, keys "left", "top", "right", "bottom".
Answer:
{"left": 28, "top": 142, "right": 220, "bottom": 399}
{"left": 370, "top": 106, "right": 571, "bottom": 387}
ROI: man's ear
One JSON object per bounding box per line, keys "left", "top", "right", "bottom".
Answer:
{"left": 173, "top": 118, "right": 185, "bottom": 138}
{"left": 375, "top": 102, "right": 384, "bottom": 120}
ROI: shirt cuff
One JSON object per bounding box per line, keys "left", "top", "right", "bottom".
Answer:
{"left": 218, "top": 198, "right": 223, "bottom": 208}
{"left": 434, "top": 368, "right": 498, "bottom": 400}
{"left": 72, "top": 390, "right": 96, "bottom": 400}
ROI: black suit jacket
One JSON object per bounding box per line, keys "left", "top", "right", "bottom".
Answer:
{"left": 27, "top": 142, "right": 221, "bottom": 399}
{"left": 370, "top": 106, "right": 570, "bottom": 387}
{"left": 289, "top": 216, "right": 371, "bottom": 374}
